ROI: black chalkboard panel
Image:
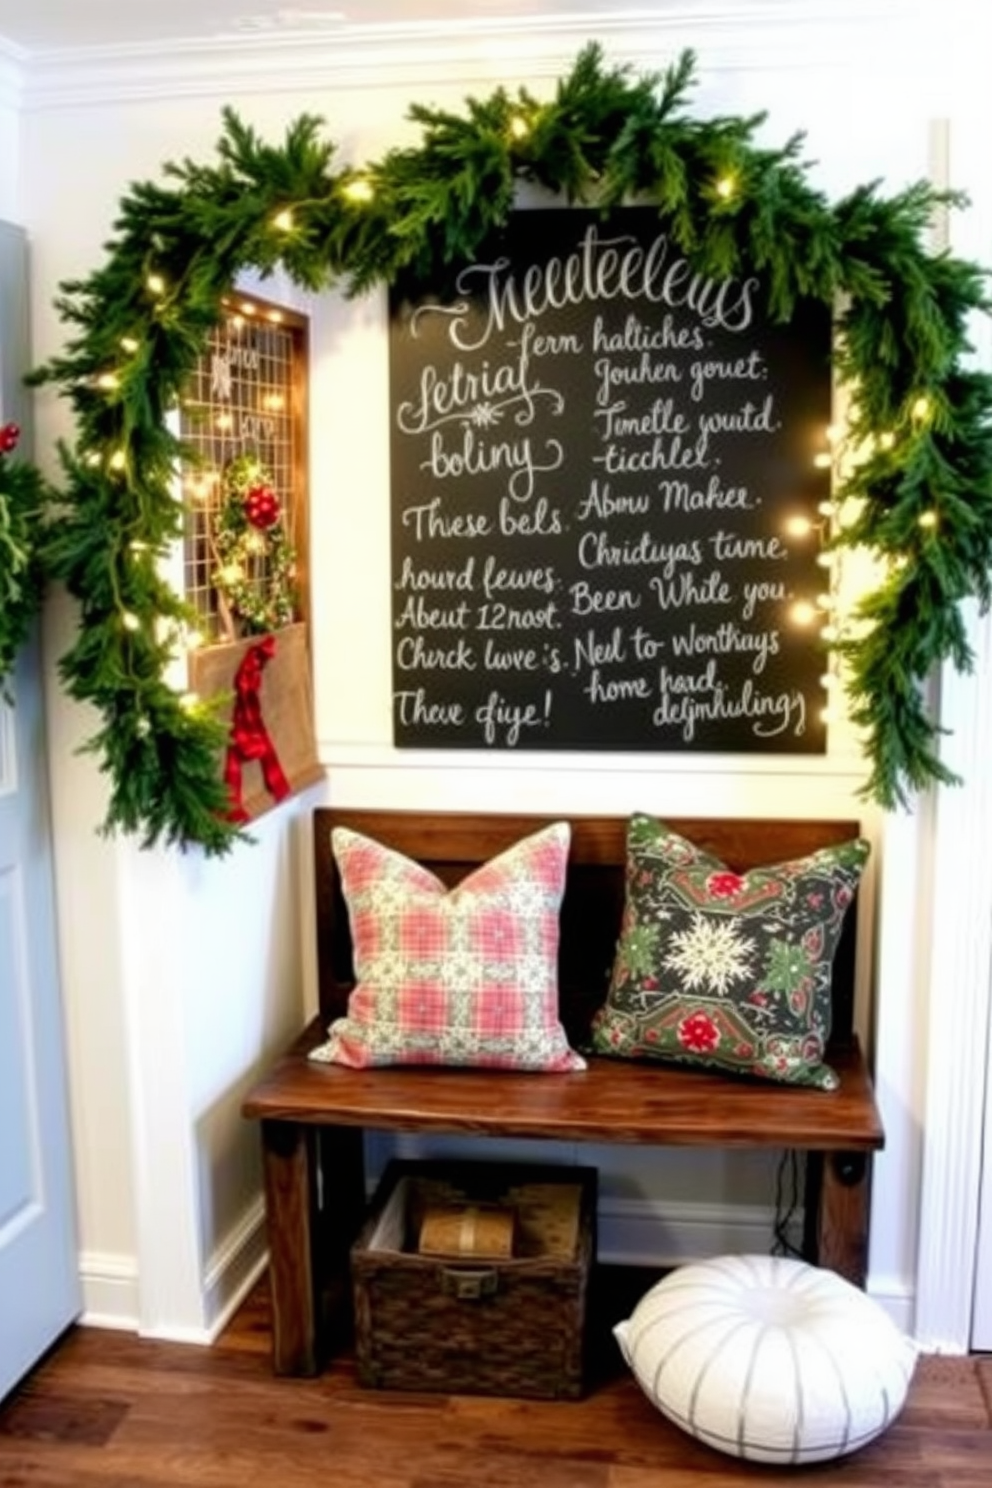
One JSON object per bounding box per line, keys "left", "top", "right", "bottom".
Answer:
{"left": 389, "top": 208, "right": 831, "bottom": 753}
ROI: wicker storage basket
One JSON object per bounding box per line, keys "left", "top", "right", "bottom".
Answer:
{"left": 351, "top": 1159, "right": 597, "bottom": 1399}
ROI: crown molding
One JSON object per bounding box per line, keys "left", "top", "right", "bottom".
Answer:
{"left": 0, "top": 38, "right": 25, "bottom": 112}
{"left": 16, "top": 3, "right": 928, "bottom": 111}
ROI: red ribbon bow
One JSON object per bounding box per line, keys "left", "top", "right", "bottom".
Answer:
{"left": 223, "top": 635, "right": 290, "bottom": 823}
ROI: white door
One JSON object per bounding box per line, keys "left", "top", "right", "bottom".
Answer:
{"left": 0, "top": 220, "right": 81, "bottom": 1399}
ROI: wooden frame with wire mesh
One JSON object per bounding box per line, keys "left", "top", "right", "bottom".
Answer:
{"left": 179, "top": 291, "right": 310, "bottom": 643}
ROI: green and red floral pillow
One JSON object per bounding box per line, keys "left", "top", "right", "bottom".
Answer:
{"left": 309, "top": 822, "right": 585, "bottom": 1072}
{"left": 590, "top": 815, "right": 870, "bottom": 1089}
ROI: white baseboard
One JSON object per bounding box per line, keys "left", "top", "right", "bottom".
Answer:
{"left": 78, "top": 1250, "right": 140, "bottom": 1331}
{"left": 598, "top": 1194, "right": 801, "bottom": 1269}
{"left": 202, "top": 1196, "right": 269, "bottom": 1342}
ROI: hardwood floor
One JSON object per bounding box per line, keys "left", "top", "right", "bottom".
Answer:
{"left": 2, "top": 1276, "right": 991, "bottom": 1487}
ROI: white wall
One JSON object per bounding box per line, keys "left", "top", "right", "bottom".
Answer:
{"left": 16, "top": 3, "right": 978, "bottom": 1340}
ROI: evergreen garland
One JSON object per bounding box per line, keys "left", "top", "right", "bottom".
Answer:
{"left": 0, "top": 423, "right": 48, "bottom": 698}
{"left": 26, "top": 44, "right": 992, "bottom": 855}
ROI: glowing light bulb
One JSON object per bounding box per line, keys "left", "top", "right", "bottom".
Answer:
{"left": 240, "top": 301, "right": 257, "bottom": 316}
{"left": 715, "top": 175, "right": 736, "bottom": 199}
{"left": 791, "top": 600, "right": 817, "bottom": 626}
{"left": 129, "top": 540, "right": 149, "bottom": 554}
{"left": 813, "top": 452, "right": 832, "bottom": 469}
{"left": 97, "top": 372, "right": 120, "bottom": 391}
{"left": 918, "top": 509, "right": 938, "bottom": 529}
{"left": 272, "top": 208, "right": 295, "bottom": 231}
{"left": 911, "top": 395, "right": 931, "bottom": 422}
{"left": 146, "top": 273, "right": 166, "bottom": 296}
{"left": 120, "top": 336, "right": 140, "bottom": 353}
{"left": 262, "top": 394, "right": 285, "bottom": 412}
{"left": 219, "top": 563, "right": 244, "bottom": 584}
{"left": 343, "top": 177, "right": 374, "bottom": 204}
{"left": 121, "top": 611, "right": 141, "bottom": 632}
{"left": 818, "top": 501, "right": 836, "bottom": 518}
{"left": 267, "top": 310, "right": 284, "bottom": 324}
{"left": 784, "top": 515, "right": 813, "bottom": 538}
{"left": 110, "top": 450, "right": 127, "bottom": 471}
{"left": 509, "top": 114, "right": 529, "bottom": 140}
{"left": 879, "top": 431, "right": 896, "bottom": 450}
{"left": 216, "top": 413, "right": 233, "bottom": 431}
{"left": 85, "top": 452, "right": 102, "bottom": 468}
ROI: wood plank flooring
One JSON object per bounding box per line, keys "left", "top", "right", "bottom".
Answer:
{"left": 2, "top": 1277, "right": 992, "bottom": 1487}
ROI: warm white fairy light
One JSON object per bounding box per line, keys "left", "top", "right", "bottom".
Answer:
{"left": 791, "top": 600, "right": 818, "bottom": 626}
{"left": 129, "top": 539, "right": 150, "bottom": 554}
{"left": 219, "top": 562, "right": 244, "bottom": 584}
{"left": 179, "top": 691, "right": 200, "bottom": 711}
{"left": 146, "top": 272, "right": 166, "bottom": 296}
{"left": 509, "top": 114, "right": 529, "bottom": 140}
{"left": 813, "top": 452, "right": 832, "bottom": 469}
{"left": 109, "top": 449, "right": 127, "bottom": 471}
{"left": 918, "top": 509, "right": 938, "bottom": 529}
{"left": 120, "top": 335, "right": 140, "bottom": 353}
{"left": 85, "top": 452, "right": 102, "bottom": 468}
{"left": 784, "top": 515, "right": 813, "bottom": 538}
{"left": 216, "top": 413, "right": 233, "bottom": 431}
{"left": 818, "top": 500, "right": 836, "bottom": 518}
{"left": 879, "top": 431, "right": 896, "bottom": 450}
{"left": 97, "top": 372, "right": 120, "bottom": 391}
{"left": 343, "top": 177, "right": 375, "bottom": 204}
{"left": 240, "top": 301, "right": 257, "bottom": 316}
{"left": 911, "top": 395, "right": 931, "bottom": 422}
{"left": 272, "top": 208, "right": 295, "bottom": 231}
{"left": 121, "top": 611, "right": 141, "bottom": 632}
{"left": 267, "top": 310, "right": 284, "bottom": 324}
{"left": 715, "top": 175, "right": 737, "bottom": 199}
{"left": 262, "top": 394, "right": 285, "bottom": 412}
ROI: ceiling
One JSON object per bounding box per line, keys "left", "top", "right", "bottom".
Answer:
{"left": 0, "top": 1, "right": 643, "bottom": 54}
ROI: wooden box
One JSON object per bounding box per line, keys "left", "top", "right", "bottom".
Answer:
{"left": 351, "top": 1160, "right": 596, "bottom": 1399}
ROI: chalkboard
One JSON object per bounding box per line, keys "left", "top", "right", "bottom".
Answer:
{"left": 388, "top": 208, "right": 832, "bottom": 753}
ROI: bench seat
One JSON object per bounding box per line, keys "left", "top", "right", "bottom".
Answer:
{"left": 243, "top": 808, "right": 884, "bottom": 1377}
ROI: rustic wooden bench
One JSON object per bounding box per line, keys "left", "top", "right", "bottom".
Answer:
{"left": 243, "top": 808, "right": 884, "bottom": 1376}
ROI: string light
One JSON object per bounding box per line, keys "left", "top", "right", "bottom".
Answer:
{"left": 918, "top": 509, "right": 938, "bottom": 529}
{"left": 791, "top": 600, "right": 818, "bottom": 626}
{"left": 272, "top": 208, "right": 295, "bottom": 231}
{"left": 85, "top": 452, "right": 102, "bottom": 468}
{"left": 818, "top": 500, "right": 836, "bottom": 518}
{"left": 216, "top": 413, "right": 233, "bottom": 431}
{"left": 121, "top": 611, "right": 141, "bottom": 632}
{"left": 267, "top": 310, "right": 284, "bottom": 324}
{"left": 509, "top": 114, "right": 529, "bottom": 140}
{"left": 120, "top": 336, "right": 140, "bottom": 353}
{"left": 179, "top": 691, "right": 200, "bottom": 711}
{"left": 342, "top": 177, "right": 374, "bottom": 204}
{"left": 715, "top": 175, "right": 737, "bottom": 200}
{"left": 262, "top": 394, "right": 285, "bottom": 411}
{"left": 129, "top": 540, "right": 150, "bottom": 554}
{"left": 879, "top": 431, "right": 896, "bottom": 450}
{"left": 109, "top": 450, "right": 127, "bottom": 471}
{"left": 239, "top": 301, "right": 257, "bottom": 316}
{"left": 784, "top": 515, "right": 813, "bottom": 538}
{"left": 813, "top": 452, "right": 832, "bottom": 469}
{"left": 911, "top": 395, "right": 931, "bottom": 422}
{"left": 96, "top": 372, "right": 120, "bottom": 391}
{"left": 146, "top": 272, "right": 166, "bottom": 296}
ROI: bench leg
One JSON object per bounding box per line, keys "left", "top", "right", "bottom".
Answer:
{"left": 804, "top": 1151, "right": 873, "bottom": 1287}
{"left": 261, "top": 1119, "right": 319, "bottom": 1375}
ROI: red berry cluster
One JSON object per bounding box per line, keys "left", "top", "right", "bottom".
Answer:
{"left": 0, "top": 422, "right": 20, "bottom": 454}
{"left": 244, "top": 483, "right": 281, "bottom": 529}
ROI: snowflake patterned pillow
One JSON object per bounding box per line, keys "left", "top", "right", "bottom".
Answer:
{"left": 590, "top": 815, "right": 870, "bottom": 1089}
{"left": 309, "top": 822, "right": 585, "bottom": 1072}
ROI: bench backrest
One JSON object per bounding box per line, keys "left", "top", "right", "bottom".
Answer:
{"left": 313, "top": 809, "right": 862, "bottom": 1050}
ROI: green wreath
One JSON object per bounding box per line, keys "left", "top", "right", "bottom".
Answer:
{"left": 212, "top": 453, "right": 297, "bottom": 638}
{"left": 0, "top": 422, "right": 48, "bottom": 698}
{"left": 28, "top": 45, "right": 992, "bottom": 855}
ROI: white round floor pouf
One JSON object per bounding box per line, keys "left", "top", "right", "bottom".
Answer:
{"left": 615, "top": 1255, "right": 917, "bottom": 1465}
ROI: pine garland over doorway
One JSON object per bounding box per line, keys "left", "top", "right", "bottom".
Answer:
{"left": 20, "top": 44, "right": 992, "bottom": 854}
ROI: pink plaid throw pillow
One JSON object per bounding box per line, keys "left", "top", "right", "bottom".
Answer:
{"left": 309, "top": 822, "right": 585, "bottom": 1071}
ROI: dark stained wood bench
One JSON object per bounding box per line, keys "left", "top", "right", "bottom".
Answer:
{"left": 243, "top": 808, "right": 884, "bottom": 1376}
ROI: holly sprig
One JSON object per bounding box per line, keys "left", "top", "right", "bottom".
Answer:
{"left": 23, "top": 43, "right": 992, "bottom": 853}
